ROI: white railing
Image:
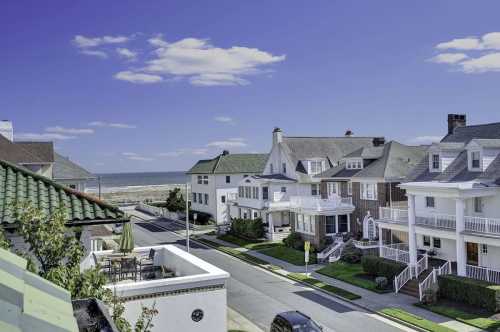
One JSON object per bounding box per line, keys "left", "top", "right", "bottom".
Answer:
{"left": 353, "top": 240, "right": 379, "bottom": 248}
{"left": 416, "top": 255, "right": 429, "bottom": 277}
{"left": 418, "top": 260, "right": 452, "bottom": 301}
{"left": 341, "top": 197, "right": 353, "bottom": 205}
{"left": 273, "top": 191, "right": 288, "bottom": 202}
{"left": 415, "top": 214, "right": 456, "bottom": 229}
{"left": 379, "top": 207, "right": 408, "bottom": 223}
{"left": 385, "top": 243, "right": 409, "bottom": 251}
{"left": 465, "top": 216, "right": 500, "bottom": 235}
{"left": 317, "top": 237, "right": 344, "bottom": 261}
{"left": 289, "top": 195, "right": 352, "bottom": 213}
{"left": 380, "top": 245, "right": 410, "bottom": 264}
{"left": 227, "top": 192, "right": 238, "bottom": 201}
{"left": 466, "top": 265, "right": 500, "bottom": 284}
{"left": 394, "top": 266, "right": 412, "bottom": 293}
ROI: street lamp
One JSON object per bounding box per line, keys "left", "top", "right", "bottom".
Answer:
{"left": 185, "top": 182, "right": 190, "bottom": 253}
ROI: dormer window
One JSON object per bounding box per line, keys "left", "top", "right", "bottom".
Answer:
{"left": 346, "top": 158, "right": 362, "bottom": 170}
{"left": 309, "top": 160, "right": 324, "bottom": 175}
{"left": 431, "top": 154, "right": 440, "bottom": 171}
{"left": 471, "top": 151, "right": 481, "bottom": 169}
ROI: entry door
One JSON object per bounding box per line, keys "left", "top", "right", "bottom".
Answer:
{"left": 466, "top": 242, "right": 479, "bottom": 266}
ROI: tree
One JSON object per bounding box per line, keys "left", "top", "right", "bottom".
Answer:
{"left": 165, "top": 187, "right": 185, "bottom": 212}
{"left": 0, "top": 226, "right": 10, "bottom": 250}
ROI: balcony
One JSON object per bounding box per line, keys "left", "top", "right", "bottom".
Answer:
{"left": 289, "top": 195, "right": 354, "bottom": 215}
{"left": 378, "top": 207, "right": 408, "bottom": 224}
{"left": 416, "top": 214, "right": 456, "bottom": 230}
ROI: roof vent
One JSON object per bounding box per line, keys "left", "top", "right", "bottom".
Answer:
{"left": 345, "top": 129, "right": 353, "bottom": 137}
{"left": 447, "top": 114, "right": 466, "bottom": 135}
{"left": 222, "top": 150, "right": 230, "bottom": 156}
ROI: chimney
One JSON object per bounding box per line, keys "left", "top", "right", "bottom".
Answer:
{"left": 0, "top": 120, "right": 13, "bottom": 141}
{"left": 373, "top": 137, "right": 385, "bottom": 147}
{"left": 345, "top": 129, "right": 353, "bottom": 137}
{"left": 447, "top": 114, "right": 466, "bottom": 135}
{"left": 221, "top": 150, "right": 230, "bottom": 156}
{"left": 273, "top": 127, "right": 283, "bottom": 145}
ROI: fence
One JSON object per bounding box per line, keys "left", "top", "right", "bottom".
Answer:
{"left": 466, "top": 264, "right": 500, "bottom": 284}
{"left": 380, "top": 245, "right": 410, "bottom": 264}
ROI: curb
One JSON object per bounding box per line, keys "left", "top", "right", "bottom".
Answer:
{"left": 192, "top": 237, "right": 429, "bottom": 332}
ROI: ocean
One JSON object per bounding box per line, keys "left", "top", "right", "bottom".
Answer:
{"left": 86, "top": 171, "right": 189, "bottom": 192}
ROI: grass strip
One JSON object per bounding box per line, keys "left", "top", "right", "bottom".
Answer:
{"left": 288, "top": 273, "right": 361, "bottom": 300}
{"left": 317, "top": 261, "right": 389, "bottom": 293}
{"left": 258, "top": 245, "right": 317, "bottom": 266}
{"left": 415, "top": 303, "right": 500, "bottom": 331}
{"left": 380, "top": 308, "right": 455, "bottom": 332}
{"left": 217, "top": 234, "right": 280, "bottom": 250}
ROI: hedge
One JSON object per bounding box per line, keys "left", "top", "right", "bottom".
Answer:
{"left": 438, "top": 274, "right": 500, "bottom": 313}
{"left": 361, "top": 255, "right": 406, "bottom": 281}
{"left": 230, "top": 218, "right": 264, "bottom": 240}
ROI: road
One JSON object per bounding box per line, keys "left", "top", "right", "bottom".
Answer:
{"left": 127, "top": 210, "right": 412, "bottom": 332}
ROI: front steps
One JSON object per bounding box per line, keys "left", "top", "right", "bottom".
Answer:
{"left": 398, "top": 268, "right": 434, "bottom": 298}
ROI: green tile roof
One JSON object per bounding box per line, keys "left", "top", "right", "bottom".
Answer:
{"left": 187, "top": 153, "right": 268, "bottom": 174}
{"left": 0, "top": 248, "right": 79, "bottom": 332}
{"left": 0, "top": 159, "right": 127, "bottom": 226}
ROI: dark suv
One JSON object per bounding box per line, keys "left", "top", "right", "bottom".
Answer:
{"left": 271, "top": 311, "right": 323, "bottom": 332}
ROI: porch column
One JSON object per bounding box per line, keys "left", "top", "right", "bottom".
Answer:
{"left": 347, "top": 214, "right": 351, "bottom": 233}
{"left": 335, "top": 215, "right": 339, "bottom": 234}
{"left": 455, "top": 198, "right": 466, "bottom": 276}
{"left": 378, "top": 225, "right": 383, "bottom": 256}
{"left": 408, "top": 194, "right": 418, "bottom": 269}
{"left": 268, "top": 213, "right": 274, "bottom": 235}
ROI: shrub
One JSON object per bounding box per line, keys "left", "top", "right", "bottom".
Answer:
{"left": 421, "top": 288, "right": 437, "bottom": 305}
{"left": 340, "top": 242, "right": 362, "bottom": 264}
{"left": 438, "top": 275, "right": 500, "bottom": 312}
{"left": 189, "top": 210, "right": 212, "bottom": 225}
{"left": 230, "top": 218, "right": 264, "bottom": 240}
{"left": 375, "top": 276, "right": 388, "bottom": 290}
{"left": 283, "top": 232, "right": 304, "bottom": 251}
{"left": 361, "top": 256, "right": 405, "bottom": 282}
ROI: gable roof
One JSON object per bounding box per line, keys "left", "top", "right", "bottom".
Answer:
{"left": 442, "top": 122, "right": 500, "bottom": 144}
{"left": 0, "top": 159, "right": 127, "bottom": 226}
{"left": 187, "top": 153, "right": 268, "bottom": 174}
{"left": 14, "top": 142, "right": 54, "bottom": 163}
{"left": 0, "top": 248, "right": 79, "bottom": 332}
{"left": 53, "top": 153, "right": 96, "bottom": 181}
{"left": 0, "top": 135, "right": 45, "bottom": 164}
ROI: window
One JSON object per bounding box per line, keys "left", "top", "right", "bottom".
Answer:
{"left": 474, "top": 197, "right": 483, "bottom": 213}
{"left": 204, "top": 194, "right": 209, "bottom": 205}
{"left": 198, "top": 193, "right": 202, "bottom": 203}
{"left": 253, "top": 211, "right": 259, "bottom": 219}
{"left": 423, "top": 235, "right": 431, "bottom": 247}
{"left": 270, "top": 163, "right": 274, "bottom": 174}
{"left": 252, "top": 187, "right": 259, "bottom": 199}
{"left": 327, "top": 182, "right": 337, "bottom": 197}
{"left": 346, "top": 159, "right": 362, "bottom": 170}
{"left": 238, "top": 186, "right": 244, "bottom": 198}
{"left": 197, "top": 175, "right": 202, "bottom": 184}
{"left": 221, "top": 195, "right": 226, "bottom": 203}
{"left": 203, "top": 175, "right": 208, "bottom": 185}
{"left": 471, "top": 151, "right": 481, "bottom": 169}
{"left": 310, "top": 161, "right": 323, "bottom": 175}
{"left": 360, "top": 183, "right": 377, "bottom": 200}
{"left": 226, "top": 176, "right": 231, "bottom": 183}
{"left": 432, "top": 154, "right": 440, "bottom": 170}
{"left": 281, "top": 186, "right": 287, "bottom": 193}
{"left": 282, "top": 162, "right": 286, "bottom": 174}
{"left": 326, "top": 216, "right": 336, "bottom": 234}
{"left": 347, "top": 182, "right": 352, "bottom": 196}
{"left": 193, "top": 193, "right": 197, "bottom": 203}
{"left": 245, "top": 187, "right": 251, "bottom": 198}
{"left": 433, "top": 237, "right": 441, "bottom": 248}
{"left": 482, "top": 244, "right": 488, "bottom": 255}
{"left": 69, "top": 184, "right": 77, "bottom": 189}
{"left": 425, "top": 196, "right": 435, "bottom": 208}
{"left": 311, "top": 184, "right": 319, "bottom": 196}
{"left": 262, "top": 187, "right": 269, "bottom": 200}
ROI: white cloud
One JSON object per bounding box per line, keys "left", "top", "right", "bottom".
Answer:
{"left": 73, "top": 35, "right": 129, "bottom": 48}
{"left": 81, "top": 49, "right": 108, "bottom": 59}
{"left": 121, "top": 152, "right": 153, "bottom": 161}
{"left": 407, "top": 136, "right": 442, "bottom": 145}
{"left": 15, "top": 133, "right": 76, "bottom": 141}
{"left": 122, "top": 152, "right": 138, "bottom": 156}
{"left": 114, "top": 71, "right": 163, "bottom": 84}
{"left": 116, "top": 47, "right": 137, "bottom": 60}
{"left": 429, "top": 53, "right": 468, "bottom": 64}
{"left": 214, "top": 116, "right": 234, "bottom": 124}
{"left": 157, "top": 148, "right": 208, "bottom": 157}
{"left": 88, "top": 121, "right": 137, "bottom": 129}
{"left": 436, "top": 32, "right": 500, "bottom": 51}
{"left": 45, "top": 126, "right": 94, "bottom": 135}
{"left": 460, "top": 53, "right": 500, "bottom": 74}
{"left": 142, "top": 36, "right": 285, "bottom": 86}
{"left": 207, "top": 138, "right": 247, "bottom": 148}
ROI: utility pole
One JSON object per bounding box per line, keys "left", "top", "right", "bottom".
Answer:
{"left": 98, "top": 176, "right": 102, "bottom": 200}
{"left": 185, "top": 182, "right": 190, "bottom": 253}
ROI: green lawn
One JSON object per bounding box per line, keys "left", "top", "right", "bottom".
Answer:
{"left": 258, "top": 245, "right": 317, "bottom": 266}
{"left": 288, "top": 273, "right": 361, "bottom": 300}
{"left": 316, "top": 261, "right": 387, "bottom": 293}
{"left": 217, "top": 234, "right": 280, "bottom": 250}
{"left": 380, "top": 308, "right": 455, "bottom": 332}
{"left": 416, "top": 303, "right": 500, "bottom": 331}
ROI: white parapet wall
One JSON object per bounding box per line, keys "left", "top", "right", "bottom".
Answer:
{"left": 85, "top": 245, "right": 230, "bottom": 332}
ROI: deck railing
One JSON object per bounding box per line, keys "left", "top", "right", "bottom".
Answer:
{"left": 394, "top": 265, "right": 412, "bottom": 294}
{"left": 466, "top": 265, "right": 500, "bottom": 284}
{"left": 379, "top": 207, "right": 408, "bottom": 223}
{"left": 352, "top": 240, "right": 379, "bottom": 248}
{"left": 465, "top": 216, "right": 500, "bottom": 235}
{"left": 418, "top": 260, "right": 452, "bottom": 301}
{"left": 416, "top": 255, "right": 429, "bottom": 278}
{"left": 380, "top": 245, "right": 409, "bottom": 264}
{"left": 415, "top": 213, "right": 456, "bottom": 229}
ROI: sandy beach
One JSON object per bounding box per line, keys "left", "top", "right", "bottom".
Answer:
{"left": 85, "top": 183, "right": 189, "bottom": 205}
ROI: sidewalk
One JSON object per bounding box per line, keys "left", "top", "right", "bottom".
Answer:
{"left": 201, "top": 235, "right": 480, "bottom": 332}
{"left": 228, "top": 307, "right": 263, "bottom": 332}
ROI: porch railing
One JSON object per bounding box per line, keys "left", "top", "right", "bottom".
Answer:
{"left": 341, "top": 197, "right": 353, "bottom": 205}
{"left": 379, "top": 207, "right": 408, "bottom": 223}
{"left": 466, "top": 265, "right": 500, "bottom": 284}
{"left": 416, "top": 254, "right": 429, "bottom": 278}
{"left": 415, "top": 213, "right": 456, "bottom": 229}
{"left": 418, "top": 261, "right": 452, "bottom": 301}
{"left": 352, "top": 240, "right": 379, "bottom": 248}
{"left": 394, "top": 265, "right": 412, "bottom": 294}
{"left": 380, "top": 245, "right": 409, "bottom": 264}
{"left": 465, "top": 216, "right": 500, "bottom": 235}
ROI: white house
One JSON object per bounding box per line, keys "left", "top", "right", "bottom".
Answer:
{"left": 187, "top": 150, "right": 268, "bottom": 224}
{"left": 229, "top": 128, "right": 380, "bottom": 246}
{"left": 376, "top": 114, "right": 500, "bottom": 295}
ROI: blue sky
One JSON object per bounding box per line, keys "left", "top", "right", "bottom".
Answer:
{"left": 2, "top": 1, "right": 500, "bottom": 173}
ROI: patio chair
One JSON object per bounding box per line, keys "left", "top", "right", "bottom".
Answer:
{"left": 139, "top": 249, "right": 156, "bottom": 280}
{"left": 119, "top": 257, "right": 138, "bottom": 281}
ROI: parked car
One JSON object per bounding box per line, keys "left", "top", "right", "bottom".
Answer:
{"left": 271, "top": 311, "right": 323, "bottom": 332}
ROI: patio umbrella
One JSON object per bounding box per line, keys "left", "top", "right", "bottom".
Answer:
{"left": 119, "top": 222, "right": 134, "bottom": 254}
